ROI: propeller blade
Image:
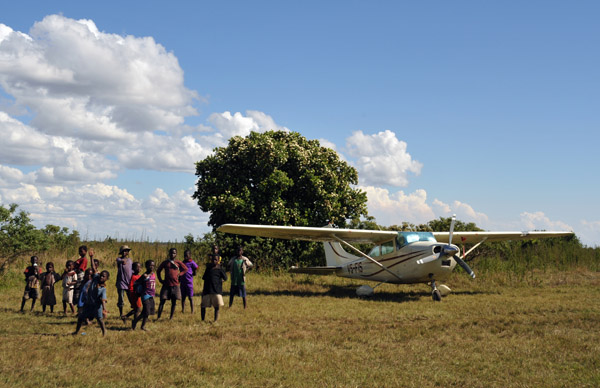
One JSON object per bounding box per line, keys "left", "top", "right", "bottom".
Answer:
{"left": 454, "top": 255, "right": 475, "bottom": 278}
{"left": 417, "top": 255, "right": 438, "bottom": 265}
{"left": 448, "top": 214, "right": 456, "bottom": 245}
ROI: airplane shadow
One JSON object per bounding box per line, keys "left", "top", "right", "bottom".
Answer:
{"left": 250, "top": 286, "right": 491, "bottom": 303}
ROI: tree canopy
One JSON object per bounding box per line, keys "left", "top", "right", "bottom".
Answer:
{"left": 193, "top": 130, "right": 368, "bottom": 228}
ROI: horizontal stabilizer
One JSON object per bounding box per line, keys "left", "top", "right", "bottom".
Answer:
{"left": 289, "top": 266, "right": 340, "bottom": 275}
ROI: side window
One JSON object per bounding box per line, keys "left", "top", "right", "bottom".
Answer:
{"left": 368, "top": 245, "right": 381, "bottom": 257}
{"left": 381, "top": 240, "right": 394, "bottom": 255}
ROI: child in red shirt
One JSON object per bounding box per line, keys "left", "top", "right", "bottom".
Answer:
{"left": 121, "top": 262, "right": 142, "bottom": 322}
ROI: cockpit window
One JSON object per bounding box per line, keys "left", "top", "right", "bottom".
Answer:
{"left": 396, "top": 232, "right": 437, "bottom": 249}
{"left": 367, "top": 240, "right": 395, "bottom": 257}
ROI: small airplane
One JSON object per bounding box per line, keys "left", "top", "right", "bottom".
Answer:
{"left": 217, "top": 216, "right": 574, "bottom": 301}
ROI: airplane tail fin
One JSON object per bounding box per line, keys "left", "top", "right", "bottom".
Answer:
{"left": 322, "top": 224, "right": 361, "bottom": 266}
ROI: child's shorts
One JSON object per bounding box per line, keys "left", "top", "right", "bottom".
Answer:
{"left": 62, "top": 288, "right": 74, "bottom": 303}
{"left": 141, "top": 298, "right": 155, "bottom": 317}
{"left": 201, "top": 294, "right": 224, "bottom": 308}
{"left": 23, "top": 286, "right": 39, "bottom": 300}
{"left": 127, "top": 291, "right": 142, "bottom": 309}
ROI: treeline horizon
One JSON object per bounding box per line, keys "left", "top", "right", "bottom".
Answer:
{"left": 2, "top": 203, "right": 599, "bottom": 283}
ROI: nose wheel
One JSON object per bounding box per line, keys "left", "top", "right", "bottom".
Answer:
{"left": 430, "top": 275, "right": 442, "bottom": 302}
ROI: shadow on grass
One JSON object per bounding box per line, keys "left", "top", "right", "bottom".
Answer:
{"left": 249, "top": 286, "right": 491, "bottom": 303}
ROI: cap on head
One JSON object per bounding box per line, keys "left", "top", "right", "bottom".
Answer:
{"left": 119, "top": 245, "right": 132, "bottom": 254}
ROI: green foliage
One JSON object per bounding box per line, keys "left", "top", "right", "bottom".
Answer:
{"left": 193, "top": 130, "right": 368, "bottom": 228}
{"left": 0, "top": 204, "right": 80, "bottom": 275}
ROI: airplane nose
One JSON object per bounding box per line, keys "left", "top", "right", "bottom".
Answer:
{"left": 443, "top": 245, "right": 459, "bottom": 256}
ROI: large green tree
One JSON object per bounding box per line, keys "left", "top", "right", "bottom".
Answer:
{"left": 193, "top": 130, "right": 368, "bottom": 228}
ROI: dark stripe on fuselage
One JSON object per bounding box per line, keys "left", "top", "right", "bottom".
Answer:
{"left": 360, "top": 250, "right": 429, "bottom": 278}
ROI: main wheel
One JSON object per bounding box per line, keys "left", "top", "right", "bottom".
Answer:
{"left": 432, "top": 289, "right": 442, "bottom": 302}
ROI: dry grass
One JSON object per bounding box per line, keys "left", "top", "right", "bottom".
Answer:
{"left": 0, "top": 267, "right": 599, "bottom": 388}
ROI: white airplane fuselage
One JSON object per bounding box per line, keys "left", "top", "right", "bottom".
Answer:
{"left": 326, "top": 240, "right": 458, "bottom": 284}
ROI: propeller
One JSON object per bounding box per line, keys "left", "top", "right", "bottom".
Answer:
{"left": 417, "top": 214, "right": 476, "bottom": 278}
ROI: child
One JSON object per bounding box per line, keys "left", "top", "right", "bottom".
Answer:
{"left": 20, "top": 256, "right": 41, "bottom": 312}
{"left": 72, "top": 261, "right": 85, "bottom": 314}
{"left": 132, "top": 260, "right": 156, "bottom": 331}
{"left": 180, "top": 249, "right": 199, "bottom": 313}
{"left": 201, "top": 255, "right": 227, "bottom": 322}
{"left": 73, "top": 270, "right": 110, "bottom": 337}
{"left": 62, "top": 260, "right": 77, "bottom": 314}
{"left": 121, "top": 262, "right": 142, "bottom": 322}
{"left": 40, "top": 262, "right": 61, "bottom": 313}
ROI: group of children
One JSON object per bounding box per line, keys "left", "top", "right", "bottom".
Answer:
{"left": 20, "top": 246, "right": 101, "bottom": 315}
{"left": 20, "top": 244, "right": 254, "bottom": 336}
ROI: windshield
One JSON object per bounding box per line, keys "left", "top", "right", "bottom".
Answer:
{"left": 396, "top": 232, "right": 437, "bottom": 249}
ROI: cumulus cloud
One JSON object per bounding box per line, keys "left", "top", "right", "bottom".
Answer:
{"left": 208, "top": 110, "right": 289, "bottom": 139}
{"left": 346, "top": 130, "right": 422, "bottom": 187}
{"left": 432, "top": 199, "right": 489, "bottom": 225}
{"left": 0, "top": 182, "right": 209, "bottom": 241}
{"left": 519, "top": 211, "right": 573, "bottom": 232}
{"left": 360, "top": 186, "right": 435, "bottom": 226}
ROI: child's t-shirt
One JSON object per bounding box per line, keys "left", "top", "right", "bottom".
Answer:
{"left": 141, "top": 273, "right": 156, "bottom": 300}
{"left": 129, "top": 273, "right": 141, "bottom": 292}
{"left": 62, "top": 271, "right": 76, "bottom": 290}
{"left": 180, "top": 260, "right": 198, "bottom": 286}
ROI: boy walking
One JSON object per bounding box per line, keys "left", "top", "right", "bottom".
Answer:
{"left": 73, "top": 270, "right": 110, "bottom": 336}
{"left": 132, "top": 260, "right": 157, "bottom": 331}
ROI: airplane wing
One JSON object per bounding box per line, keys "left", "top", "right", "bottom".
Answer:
{"left": 433, "top": 231, "right": 574, "bottom": 244}
{"left": 217, "top": 224, "right": 398, "bottom": 244}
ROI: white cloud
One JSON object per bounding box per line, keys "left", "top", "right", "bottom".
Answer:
{"left": 0, "top": 182, "right": 209, "bottom": 241}
{"left": 360, "top": 186, "right": 435, "bottom": 226}
{"left": 432, "top": 199, "right": 489, "bottom": 225}
{"left": 345, "top": 130, "right": 422, "bottom": 187}
{"left": 208, "top": 110, "right": 289, "bottom": 140}
{"left": 519, "top": 211, "right": 573, "bottom": 232}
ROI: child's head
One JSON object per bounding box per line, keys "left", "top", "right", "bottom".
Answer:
{"left": 83, "top": 268, "right": 93, "bottom": 280}
{"left": 46, "top": 262, "right": 54, "bottom": 272}
{"left": 65, "top": 260, "right": 74, "bottom": 271}
{"left": 184, "top": 249, "right": 191, "bottom": 261}
{"left": 98, "top": 270, "right": 110, "bottom": 285}
{"left": 168, "top": 248, "right": 177, "bottom": 260}
{"left": 78, "top": 245, "right": 88, "bottom": 257}
{"left": 211, "top": 244, "right": 219, "bottom": 254}
{"left": 132, "top": 262, "right": 141, "bottom": 274}
{"left": 30, "top": 256, "right": 39, "bottom": 266}
{"left": 145, "top": 260, "right": 155, "bottom": 273}
{"left": 93, "top": 259, "right": 100, "bottom": 268}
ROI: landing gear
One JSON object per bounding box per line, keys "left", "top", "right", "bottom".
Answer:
{"left": 430, "top": 275, "right": 442, "bottom": 302}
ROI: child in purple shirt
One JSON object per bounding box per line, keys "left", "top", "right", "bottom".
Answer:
{"left": 180, "top": 249, "right": 199, "bottom": 313}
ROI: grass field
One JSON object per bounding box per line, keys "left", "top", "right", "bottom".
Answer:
{"left": 1, "top": 266, "right": 599, "bottom": 388}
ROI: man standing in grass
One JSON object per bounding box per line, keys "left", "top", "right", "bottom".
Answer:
{"left": 156, "top": 248, "right": 188, "bottom": 320}
{"left": 116, "top": 245, "right": 133, "bottom": 318}
{"left": 228, "top": 246, "right": 253, "bottom": 309}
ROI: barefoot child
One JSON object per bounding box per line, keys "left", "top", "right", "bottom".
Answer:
{"left": 20, "top": 256, "right": 41, "bottom": 312}
{"left": 201, "top": 255, "right": 227, "bottom": 322}
{"left": 73, "top": 270, "right": 110, "bottom": 336}
{"left": 40, "top": 262, "right": 61, "bottom": 313}
{"left": 132, "top": 260, "right": 156, "bottom": 331}
{"left": 121, "top": 262, "right": 142, "bottom": 322}
{"left": 62, "top": 260, "right": 77, "bottom": 314}
{"left": 180, "top": 249, "right": 199, "bottom": 313}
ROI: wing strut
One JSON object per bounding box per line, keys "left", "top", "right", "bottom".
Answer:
{"left": 333, "top": 235, "right": 404, "bottom": 282}
{"left": 462, "top": 237, "right": 488, "bottom": 259}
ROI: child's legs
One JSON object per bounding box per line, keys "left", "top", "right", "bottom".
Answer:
{"left": 181, "top": 295, "right": 187, "bottom": 312}
{"left": 97, "top": 318, "right": 106, "bottom": 336}
{"left": 214, "top": 306, "right": 220, "bottom": 321}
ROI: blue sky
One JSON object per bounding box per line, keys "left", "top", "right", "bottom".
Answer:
{"left": 0, "top": 1, "right": 598, "bottom": 246}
